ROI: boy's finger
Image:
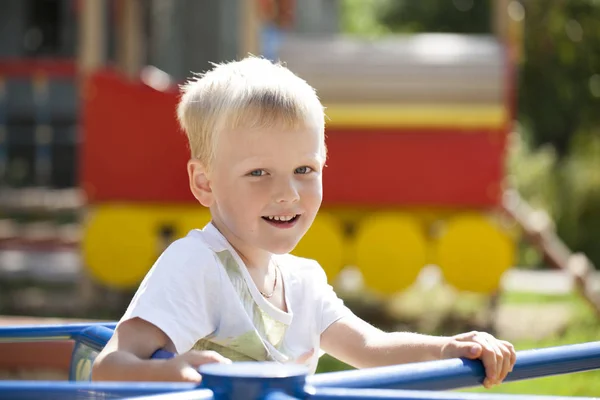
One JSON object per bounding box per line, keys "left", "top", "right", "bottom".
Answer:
{"left": 208, "top": 353, "right": 232, "bottom": 364}
{"left": 189, "top": 351, "right": 232, "bottom": 366}
{"left": 473, "top": 335, "right": 499, "bottom": 384}
{"left": 483, "top": 336, "right": 509, "bottom": 385}
{"left": 501, "top": 340, "right": 517, "bottom": 371}
{"left": 453, "top": 341, "right": 481, "bottom": 359}
{"left": 181, "top": 366, "right": 203, "bottom": 383}
{"left": 498, "top": 343, "right": 513, "bottom": 382}
{"left": 453, "top": 331, "right": 479, "bottom": 342}
{"left": 511, "top": 347, "right": 517, "bottom": 371}
{"left": 483, "top": 377, "right": 494, "bottom": 389}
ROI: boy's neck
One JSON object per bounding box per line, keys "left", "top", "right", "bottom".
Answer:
{"left": 210, "top": 219, "right": 272, "bottom": 272}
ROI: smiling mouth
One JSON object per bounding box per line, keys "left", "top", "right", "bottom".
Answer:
{"left": 261, "top": 214, "right": 301, "bottom": 224}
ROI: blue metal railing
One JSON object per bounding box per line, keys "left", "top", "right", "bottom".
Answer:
{"left": 0, "top": 323, "right": 598, "bottom": 400}
{"left": 0, "top": 322, "right": 117, "bottom": 382}
{"left": 0, "top": 381, "right": 201, "bottom": 400}
{"left": 307, "top": 341, "right": 600, "bottom": 390}
{"left": 0, "top": 322, "right": 117, "bottom": 344}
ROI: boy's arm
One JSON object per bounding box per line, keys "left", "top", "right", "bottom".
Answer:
{"left": 320, "top": 314, "right": 516, "bottom": 389}
{"left": 92, "top": 317, "right": 229, "bottom": 382}
{"left": 320, "top": 314, "right": 446, "bottom": 368}
{"left": 91, "top": 239, "right": 228, "bottom": 382}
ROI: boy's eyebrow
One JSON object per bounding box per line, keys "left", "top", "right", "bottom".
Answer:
{"left": 231, "top": 156, "right": 269, "bottom": 171}
{"left": 235, "top": 153, "right": 322, "bottom": 167}
{"left": 236, "top": 155, "right": 267, "bottom": 165}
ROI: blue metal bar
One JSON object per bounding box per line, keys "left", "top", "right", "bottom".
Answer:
{"left": 151, "top": 349, "right": 176, "bottom": 360}
{"left": 0, "top": 322, "right": 117, "bottom": 342}
{"left": 307, "top": 341, "right": 600, "bottom": 391}
{"left": 305, "top": 388, "right": 599, "bottom": 400}
{"left": 123, "top": 388, "right": 215, "bottom": 399}
{"left": 199, "top": 362, "right": 308, "bottom": 400}
{"left": 71, "top": 325, "right": 115, "bottom": 352}
{"left": 1, "top": 329, "right": 598, "bottom": 400}
{"left": 0, "top": 381, "right": 198, "bottom": 400}
{"left": 68, "top": 325, "right": 117, "bottom": 381}
{"left": 263, "top": 392, "right": 300, "bottom": 400}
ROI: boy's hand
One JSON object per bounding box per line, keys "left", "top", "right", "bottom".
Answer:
{"left": 165, "top": 350, "right": 232, "bottom": 382}
{"left": 440, "top": 331, "right": 516, "bottom": 389}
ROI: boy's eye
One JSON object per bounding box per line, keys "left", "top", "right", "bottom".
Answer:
{"left": 249, "top": 169, "right": 265, "bottom": 177}
{"left": 295, "top": 166, "right": 313, "bottom": 174}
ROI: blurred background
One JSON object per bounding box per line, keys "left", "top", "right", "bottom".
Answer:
{"left": 0, "top": 0, "right": 599, "bottom": 394}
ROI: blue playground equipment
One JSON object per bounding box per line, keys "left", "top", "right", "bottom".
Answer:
{"left": 0, "top": 323, "right": 599, "bottom": 400}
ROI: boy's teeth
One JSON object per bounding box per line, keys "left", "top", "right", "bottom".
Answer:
{"left": 267, "top": 215, "right": 295, "bottom": 221}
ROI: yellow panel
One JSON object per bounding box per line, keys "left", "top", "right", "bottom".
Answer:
{"left": 175, "top": 208, "right": 211, "bottom": 238}
{"left": 324, "top": 104, "right": 507, "bottom": 129}
{"left": 83, "top": 204, "right": 213, "bottom": 289}
{"left": 82, "top": 205, "right": 162, "bottom": 289}
{"left": 355, "top": 213, "right": 427, "bottom": 295}
{"left": 291, "top": 213, "right": 345, "bottom": 281}
{"left": 155, "top": 206, "right": 212, "bottom": 240}
{"left": 435, "top": 214, "right": 515, "bottom": 294}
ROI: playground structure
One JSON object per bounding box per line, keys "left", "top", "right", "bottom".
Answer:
{"left": 0, "top": 0, "right": 599, "bottom": 316}
{"left": 74, "top": 0, "right": 599, "bottom": 313}
{"left": 1, "top": 3, "right": 600, "bottom": 397}
{"left": 0, "top": 321, "right": 599, "bottom": 399}
{"left": 78, "top": 0, "right": 519, "bottom": 296}
{"left": 79, "top": 33, "right": 515, "bottom": 295}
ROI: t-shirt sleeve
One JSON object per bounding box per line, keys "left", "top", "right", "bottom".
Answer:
{"left": 313, "top": 261, "right": 353, "bottom": 334}
{"left": 119, "top": 237, "right": 222, "bottom": 354}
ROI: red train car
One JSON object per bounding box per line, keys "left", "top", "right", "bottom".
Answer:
{"left": 80, "top": 34, "right": 517, "bottom": 295}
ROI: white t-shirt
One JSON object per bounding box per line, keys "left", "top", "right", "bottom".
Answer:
{"left": 119, "top": 222, "right": 352, "bottom": 373}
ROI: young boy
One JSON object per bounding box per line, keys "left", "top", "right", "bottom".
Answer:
{"left": 92, "top": 56, "right": 516, "bottom": 388}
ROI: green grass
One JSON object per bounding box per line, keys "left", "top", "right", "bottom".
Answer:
{"left": 500, "top": 290, "right": 583, "bottom": 306}
{"left": 463, "top": 327, "right": 600, "bottom": 396}
{"left": 464, "top": 292, "right": 600, "bottom": 396}
{"left": 316, "top": 290, "right": 600, "bottom": 396}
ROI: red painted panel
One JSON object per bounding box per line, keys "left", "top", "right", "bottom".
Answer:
{"left": 324, "top": 128, "right": 506, "bottom": 208}
{"left": 80, "top": 71, "right": 193, "bottom": 204}
{"left": 0, "top": 59, "right": 76, "bottom": 77}
{"left": 81, "top": 71, "right": 507, "bottom": 208}
{"left": 0, "top": 341, "right": 73, "bottom": 371}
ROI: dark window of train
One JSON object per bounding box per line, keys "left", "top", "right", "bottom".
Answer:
{"left": 23, "top": 0, "right": 62, "bottom": 56}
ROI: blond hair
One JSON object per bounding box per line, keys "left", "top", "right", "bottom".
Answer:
{"left": 177, "top": 56, "right": 326, "bottom": 169}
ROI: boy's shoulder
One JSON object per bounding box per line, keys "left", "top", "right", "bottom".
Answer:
{"left": 159, "top": 228, "right": 220, "bottom": 266}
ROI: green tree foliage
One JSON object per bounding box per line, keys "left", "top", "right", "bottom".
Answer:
{"left": 377, "top": 0, "right": 491, "bottom": 35}
{"left": 517, "top": 0, "right": 600, "bottom": 155}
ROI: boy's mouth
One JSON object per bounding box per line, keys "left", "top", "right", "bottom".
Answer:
{"left": 262, "top": 214, "right": 301, "bottom": 228}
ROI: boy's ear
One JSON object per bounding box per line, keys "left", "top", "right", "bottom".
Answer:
{"left": 187, "top": 159, "right": 214, "bottom": 207}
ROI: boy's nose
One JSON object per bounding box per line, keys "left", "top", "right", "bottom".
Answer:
{"left": 275, "top": 180, "right": 300, "bottom": 203}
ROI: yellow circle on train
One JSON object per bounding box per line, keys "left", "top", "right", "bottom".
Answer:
{"left": 355, "top": 213, "right": 427, "bottom": 295}
{"left": 435, "top": 214, "right": 514, "bottom": 294}
{"left": 82, "top": 205, "right": 163, "bottom": 289}
{"left": 291, "top": 212, "right": 345, "bottom": 280}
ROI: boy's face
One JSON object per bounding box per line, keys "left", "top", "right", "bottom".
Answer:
{"left": 192, "top": 123, "right": 324, "bottom": 260}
